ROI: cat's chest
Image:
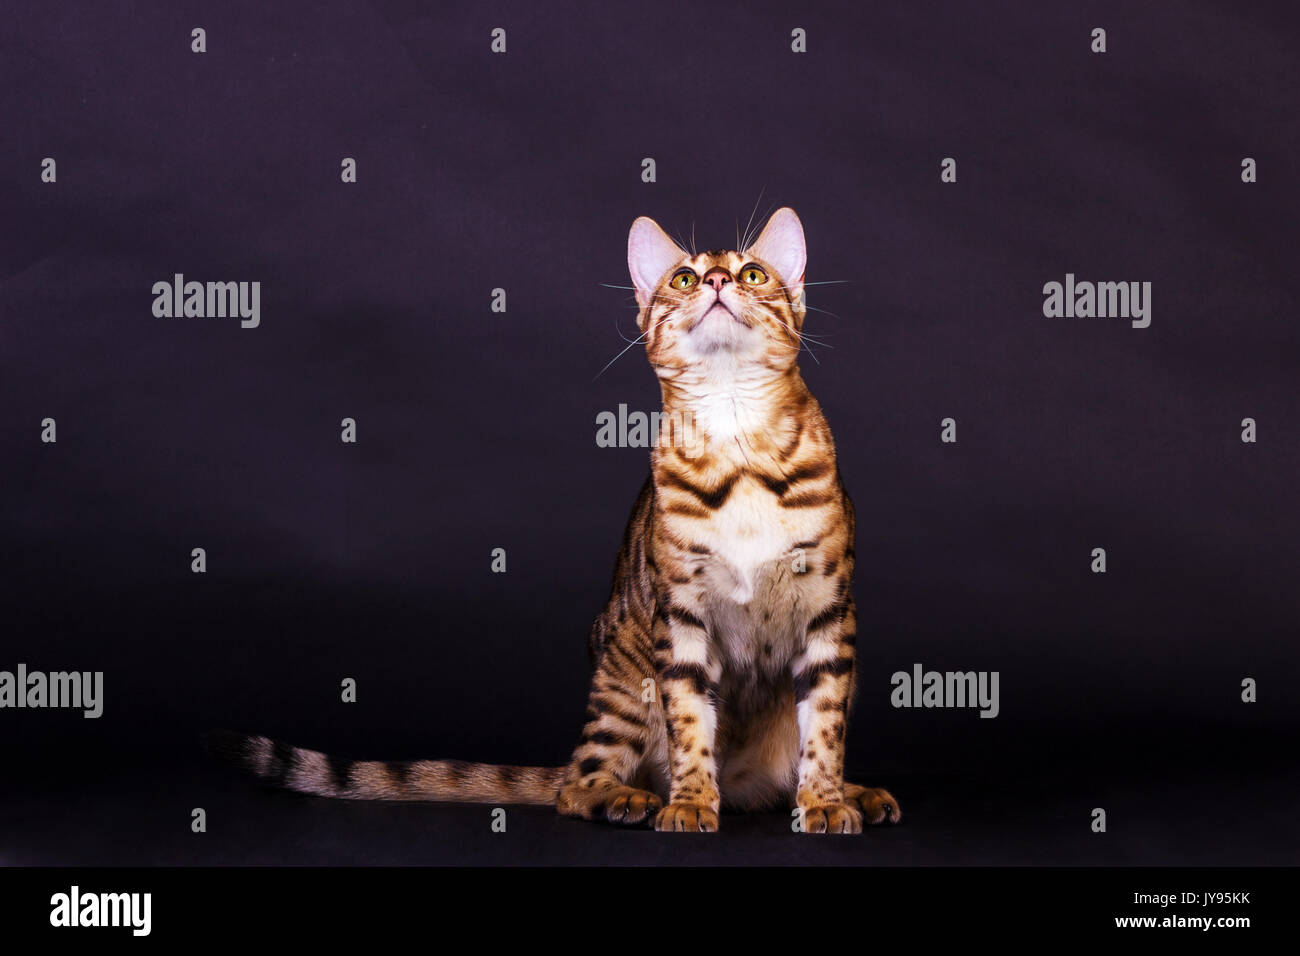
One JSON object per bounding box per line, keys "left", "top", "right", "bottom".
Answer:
{"left": 692, "top": 481, "right": 808, "bottom": 601}
{"left": 678, "top": 481, "right": 834, "bottom": 669}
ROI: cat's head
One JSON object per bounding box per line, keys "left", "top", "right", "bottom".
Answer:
{"left": 627, "top": 207, "right": 807, "bottom": 378}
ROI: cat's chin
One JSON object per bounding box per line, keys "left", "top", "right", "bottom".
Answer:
{"left": 689, "top": 302, "right": 744, "bottom": 330}
{"left": 681, "top": 330, "right": 764, "bottom": 363}
{"left": 687, "top": 327, "right": 745, "bottom": 354}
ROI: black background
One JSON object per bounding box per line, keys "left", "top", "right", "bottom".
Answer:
{"left": 2, "top": 1, "right": 1297, "bottom": 865}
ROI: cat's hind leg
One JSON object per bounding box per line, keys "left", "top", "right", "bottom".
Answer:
{"left": 557, "top": 780, "right": 662, "bottom": 825}
{"left": 555, "top": 626, "right": 666, "bottom": 827}
{"left": 555, "top": 710, "right": 664, "bottom": 825}
{"left": 842, "top": 783, "right": 902, "bottom": 825}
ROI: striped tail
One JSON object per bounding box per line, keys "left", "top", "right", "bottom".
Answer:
{"left": 206, "top": 731, "right": 565, "bottom": 805}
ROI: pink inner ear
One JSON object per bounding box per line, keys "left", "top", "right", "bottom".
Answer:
{"left": 628, "top": 218, "right": 686, "bottom": 303}
{"left": 746, "top": 208, "right": 807, "bottom": 289}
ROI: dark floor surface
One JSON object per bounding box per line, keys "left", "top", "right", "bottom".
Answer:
{"left": 6, "top": 741, "right": 1296, "bottom": 866}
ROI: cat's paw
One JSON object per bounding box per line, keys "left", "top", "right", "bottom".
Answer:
{"left": 557, "top": 782, "right": 663, "bottom": 826}
{"left": 798, "top": 801, "right": 863, "bottom": 834}
{"left": 654, "top": 800, "right": 719, "bottom": 832}
{"left": 843, "top": 783, "right": 902, "bottom": 825}
{"left": 602, "top": 787, "right": 663, "bottom": 825}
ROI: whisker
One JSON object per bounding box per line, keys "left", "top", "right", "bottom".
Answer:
{"left": 750, "top": 294, "right": 843, "bottom": 323}
{"left": 594, "top": 313, "right": 675, "bottom": 381}
{"left": 740, "top": 188, "right": 766, "bottom": 251}
{"left": 747, "top": 199, "right": 783, "bottom": 251}
{"left": 671, "top": 226, "right": 694, "bottom": 257}
{"left": 595, "top": 332, "right": 653, "bottom": 380}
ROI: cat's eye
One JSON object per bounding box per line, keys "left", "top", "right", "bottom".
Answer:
{"left": 670, "top": 269, "right": 698, "bottom": 291}
{"left": 739, "top": 264, "right": 768, "bottom": 285}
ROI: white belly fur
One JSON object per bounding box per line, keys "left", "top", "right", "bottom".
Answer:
{"left": 689, "top": 482, "right": 824, "bottom": 672}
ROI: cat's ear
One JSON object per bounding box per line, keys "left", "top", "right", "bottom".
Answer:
{"left": 745, "top": 207, "right": 806, "bottom": 294}
{"left": 628, "top": 216, "right": 686, "bottom": 309}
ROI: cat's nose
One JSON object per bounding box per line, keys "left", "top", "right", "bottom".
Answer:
{"left": 702, "top": 268, "right": 732, "bottom": 291}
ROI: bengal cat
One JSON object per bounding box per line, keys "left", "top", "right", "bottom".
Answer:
{"left": 212, "top": 207, "right": 900, "bottom": 833}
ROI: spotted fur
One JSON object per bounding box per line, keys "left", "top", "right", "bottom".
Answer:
{"left": 213, "top": 208, "right": 899, "bottom": 833}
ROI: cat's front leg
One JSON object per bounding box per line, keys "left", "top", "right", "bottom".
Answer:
{"left": 791, "top": 595, "right": 861, "bottom": 834}
{"left": 651, "top": 603, "right": 722, "bottom": 832}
